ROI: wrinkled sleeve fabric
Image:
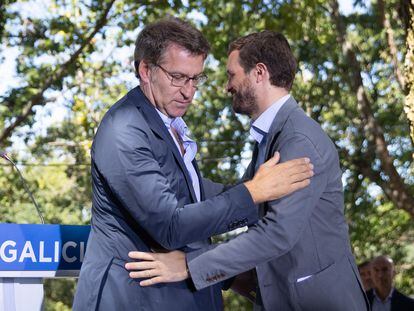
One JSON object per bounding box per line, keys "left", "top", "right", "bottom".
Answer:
{"left": 201, "top": 178, "right": 226, "bottom": 198}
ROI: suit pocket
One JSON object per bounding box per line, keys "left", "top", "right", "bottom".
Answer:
{"left": 293, "top": 261, "right": 347, "bottom": 311}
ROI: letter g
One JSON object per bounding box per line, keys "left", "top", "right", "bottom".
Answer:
{"left": 0, "top": 241, "right": 17, "bottom": 263}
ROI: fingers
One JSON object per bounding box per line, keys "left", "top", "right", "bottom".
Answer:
{"left": 125, "top": 261, "right": 158, "bottom": 271}
{"left": 280, "top": 162, "right": 313, "bottom": 177}
{"left": 126, "top": 251, "right": 159, "bottom": 280}
{"left": 128, "top": 251, "right": 155, "bottom": 261}
{"left": 289, "top": 179, "right": 311, "bottom": 192}
{"left": 261, "top": 156, "right": 311, "bottom": 171}
{"left": 129, "top": 269, "right": 158, "bottom": 279}
{"left": 140, "top": 276, "right": 164, "bottom": 287}
{"left": 290, "top": 170, "right": 314, "bottom": 182}
{"left": 280, "top": 157, "right": 311, "bottom": 169}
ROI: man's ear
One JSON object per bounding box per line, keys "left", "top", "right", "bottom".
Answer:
{"left": 139, "top": 61, "right": 152, "bottom": 84}
{"left": 254, "top": 63, "right": 268, "bottom": 83}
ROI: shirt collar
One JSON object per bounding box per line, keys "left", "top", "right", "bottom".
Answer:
{"left": 155, "top": 108, "right": 188, "bottom": 138}
{"left": 155, "top": 108, "right": 193, "bottom": 142}
{"left": 373, "top": 287, "right": 394, "bottom": 302}
{"left": 156, "top": 108, "right": 174, "bottom": 129}
{"left": 250, "top": 94, "right": 290, "bottom": 144}
{"left": 171, "top": 117, "right": 188, "bottom": 138}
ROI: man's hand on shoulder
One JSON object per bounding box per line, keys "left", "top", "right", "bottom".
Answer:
{"left": 244, "top": 152, "right": 313, "bottom": 204}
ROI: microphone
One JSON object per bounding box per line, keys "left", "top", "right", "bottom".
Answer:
{"left": 0, "top": 149, "right": 45, "bottom": 224}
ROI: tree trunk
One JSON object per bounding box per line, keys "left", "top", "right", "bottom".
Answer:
{"left": 403, "top": 1, "right": 414, "bottom": 150}
{"left": 329, "top": 0, "right": 414, "bottom": 218}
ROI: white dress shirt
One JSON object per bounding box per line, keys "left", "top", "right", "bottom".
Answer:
{"left": 156, "top": 109, "right": 201, "bottom": 202}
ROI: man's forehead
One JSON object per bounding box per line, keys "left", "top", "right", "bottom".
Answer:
{"left": 228, "top": 50, "right": 240, "bottom": 61}
{"left": 161, "top": 44, "right": 205, "bottom": 72}
{"left": 227, "top": 50, "right": 241, "bottom": 70}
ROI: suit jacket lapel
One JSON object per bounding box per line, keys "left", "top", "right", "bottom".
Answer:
{"left": 129, "top": 87, "right": 198, "bottom": 202}
{"left": 255, "top": 97, "right": 299, "bottom": 217}
{"left": 264, "top": 96, "right": 299, "bottom": 161}
{"left": 248, "top": 142, "right": 269, "bottom": 217}
{"left": 192, "top": 159, "right": 205, "bottom": 201}
{"left": 249, "top": 142, "right": 259, "bottom": 179}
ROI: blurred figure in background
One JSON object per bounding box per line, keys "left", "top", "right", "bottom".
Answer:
{"left": 358, "top": 260, "right": 374, "bottom": 292}
{"left": 367, "top": 255, "right": 414, "bottom": 311}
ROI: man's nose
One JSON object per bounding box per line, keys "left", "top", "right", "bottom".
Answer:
{"left": 180, "top": 80, "right": 196, "bottom": 99}
{"left": 226, "top": 81, "right": 233, "bottom": 93}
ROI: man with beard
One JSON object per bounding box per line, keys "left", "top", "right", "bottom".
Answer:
{"left": 73, "top": 19, "right": 314, "bottom": 311}
{"left": 126, "top": 30, "right": 369, "bottom": 311}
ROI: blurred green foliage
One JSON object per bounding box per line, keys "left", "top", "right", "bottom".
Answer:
{"left": 0, "top": 0, "right": 413, "bottom": 309}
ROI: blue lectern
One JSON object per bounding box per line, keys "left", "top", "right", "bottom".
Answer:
{"left": 0, "top": 224, "right": 90, "bottom": 311}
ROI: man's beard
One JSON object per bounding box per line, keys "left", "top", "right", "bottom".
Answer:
{"left": 232, "top": 79, "right": 258, "bottom": 117}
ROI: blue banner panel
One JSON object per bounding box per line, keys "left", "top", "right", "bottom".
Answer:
{"left": 0, "top": 224, "right": 90, "bottom": 274}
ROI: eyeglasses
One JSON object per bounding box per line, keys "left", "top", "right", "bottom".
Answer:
{"left": 155, "top": 64, "right": 208, "bottom": 87}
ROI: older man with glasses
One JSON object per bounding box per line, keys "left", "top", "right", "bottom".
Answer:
{"left": 73, "top": 17, "right": 313, "bottom": 311}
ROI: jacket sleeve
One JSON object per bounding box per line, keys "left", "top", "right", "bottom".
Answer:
{"left": 186, "top": 133, "right": 328, "bottom": 290}
{"left": 201, "top": 178, "right": 225, "bottom": 198}
{"left": 93, "top": 111, "right": 258, "bottom": 250}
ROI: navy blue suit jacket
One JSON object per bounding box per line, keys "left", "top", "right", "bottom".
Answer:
{"left": 72, "top": 87, "right": 258, "bottom": 310}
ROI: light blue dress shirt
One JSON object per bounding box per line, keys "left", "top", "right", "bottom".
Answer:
{"left": 156, "top": 109, "right": 201, "bottom": 202}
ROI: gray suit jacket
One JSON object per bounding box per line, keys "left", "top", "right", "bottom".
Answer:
{"left": 73, "top": 87, "right": 258, "bottom": 311}
{"left": 187, "top": 97, "right": 370, "bottom": 311}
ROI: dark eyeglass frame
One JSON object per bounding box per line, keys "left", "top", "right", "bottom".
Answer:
{"left": 155, "top": 64, "right": 208, "bottom": 87}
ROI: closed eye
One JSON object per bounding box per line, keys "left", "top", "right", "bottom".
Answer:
{"left": 170, "top": 73, "right": 188, "bottom": 81}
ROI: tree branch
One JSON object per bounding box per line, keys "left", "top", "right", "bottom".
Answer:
{"left": 403, "top": 1, "right": 414, "bottom": 148}
{"left": 0, "top": 0, "right": 116, "bottom": 145}
{"left": 378, "top": 0, "right": 405, "bottom": 90}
